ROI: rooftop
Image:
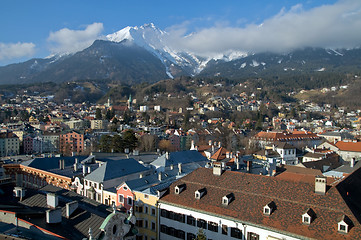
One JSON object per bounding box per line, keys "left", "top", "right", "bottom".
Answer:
{"left": 160, "top": 167, "right": 361, "bottom": 239}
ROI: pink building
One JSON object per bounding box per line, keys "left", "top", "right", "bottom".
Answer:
{"left": 116, "top": 183, "right": 134, "bottom": 212}
{"left": 23, "top": 135, "right": 33, "bottom": 154}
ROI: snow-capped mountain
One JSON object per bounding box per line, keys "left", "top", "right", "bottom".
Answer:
{"left": 106, "top": 23, "right": 201, "bottom": 77}
{"left": 1, "top": 23, "right": 361, "bottom": 85}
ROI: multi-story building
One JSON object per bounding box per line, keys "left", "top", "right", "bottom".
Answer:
{"left": 83, "top": 158, "right": 151, "bottom": 204}
{"left": 3, "top": 155, "right": 90, "bottom": 190}
{"left": 0, "top": 131, "right": 20, "bottom": 157}
{"left": 59, "top": 130, "right": 84, "bottom": 155}
{"left": 42, "top": 132, "right": 59, "bottom": 153}
{"left": 90, "top": 119, "right": 109, "bottom": 130}
{"left": 251, "top": 130, "right": 323, "bottom": 149}
{"left": 64, "top": 119, "right": 85, "bottom": 130}
{"left": 158, "top": 164, "right": 361, "bottom": 240}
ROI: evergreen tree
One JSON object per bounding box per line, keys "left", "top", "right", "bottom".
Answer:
{"left": 195, "top": 228, "right": 206, "bottom": 240}
{"left": 96, "top": 108, "right": 102, "bottom": 120}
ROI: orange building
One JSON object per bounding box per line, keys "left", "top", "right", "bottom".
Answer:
{"left": 59, "top": 130, "right": 84, "bottom": 155}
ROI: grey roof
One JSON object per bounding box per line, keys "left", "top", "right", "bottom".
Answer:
{"left": 319, "top": 131, "right": 354, "bottom": 140}
{"left": 21, "top": 155, "right": 97, "bottom": 178}
{"left": 22, "top": 156, "right": 88, "bottom": 170}
{"left": 150, "top": 150, "right": 207, "bottom": 168}
{"left": 302, "top": 157, "right": 342, "bottom": 173}
{"left": 85, "top": 158, "right": 149, "bottom": 183}
{"left": 331, "top": 160, "right": 361, "bottom": 174}
{"left": 91, "top": 152, "right": 159, "bottom": 164}
{"left": 274, "top": 142, "right": 296, "bottom": 149}
{"left": 0, "top": 185, "right": 113, "bottom": 240}
{"left": 303, "top": 152, "right": 324, "bottom": 159}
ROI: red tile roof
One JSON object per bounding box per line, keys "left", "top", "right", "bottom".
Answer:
{"left": 254, "top": 130, "right": 321, "bottom": 141}
{"left": 160, "top": 167, "right": 361, "bottom": 239}
{"left": 336, "top": 141, "right": 361, "bottom": 152}
{"left": 210, "top": 147, "right": 229, "bottom": 161}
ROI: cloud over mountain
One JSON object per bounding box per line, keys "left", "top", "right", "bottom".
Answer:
{"left": 166, "top": 0, "right": 361, "bottom": 57}
{"left": 47, "top": 22, "right": 104, "bottom": 54}
{"left": 0, "top": 42, "right": 36, "bottom": 62}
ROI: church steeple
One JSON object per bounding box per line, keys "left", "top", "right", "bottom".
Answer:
{"left": 127, "top": 94, "right": 133, "bottom": 111}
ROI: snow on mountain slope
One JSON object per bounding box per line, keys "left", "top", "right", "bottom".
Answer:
{"left": 106, "top": 23, "right": 248, "bottom": 77}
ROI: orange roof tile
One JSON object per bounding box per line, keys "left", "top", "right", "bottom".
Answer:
{"left": 335, "top": 141, "right": 361, "bottom": 152}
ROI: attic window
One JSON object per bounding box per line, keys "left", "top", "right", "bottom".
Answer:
{"left": 338, "top": 215, "right": 352, "bottom": 234}
{"left": 302, "top": 208, "right": 315, "bottom": 225}
{"left": 195, "top": 192, "right": 200, "bottom": 199}
{"left": 222, "top": 193, "right": 234, "bottom": 206}
{"left": 175, "top": 184, "right": 186, "bottom": 195}
{"left": 263, "top": 201, "right": 276, "bottom": 216}
{"left": 339, "top": 223, "right": 348, "bottom": 233}
{"left": 303, "top": 216, "right": 311, "bottom": 224}
{"left": 263, "top": 206, "right": 270, "bottom": 215}
{"left": 195, "top": 188, "right": 206, "bottom": 200}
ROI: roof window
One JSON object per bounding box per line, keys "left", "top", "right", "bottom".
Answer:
{"left": 222, "top": 193, "right": 234, "bottom": 206}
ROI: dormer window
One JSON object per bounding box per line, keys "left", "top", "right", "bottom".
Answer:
{"left": 263, "top": 201, "right": 276, "bottom": 216}
{"left": 175, "top": 184, "right": 186, "bottom": 195}
{"left": 338, "top": 215, "right": 352, "bottom": 234}
{"left": 222, "top": 193, "right": 234, "bottom": 206}
{"left": 302, "top": 208, "right": 315, "bottom": 225}
{"left": 195, "top": 188, "right": 206, "bottom": 200}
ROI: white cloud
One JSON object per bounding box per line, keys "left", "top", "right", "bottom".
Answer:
{"left": 0, "top": 42, "right": 36, "bottom": 61}
{"left": 47, "top": 22, "right": 104, "bottom": 54}
{"left": 166, "top": 0, "right": 361, "bottom": 57}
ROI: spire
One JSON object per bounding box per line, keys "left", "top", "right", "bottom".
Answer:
{"left": 127, "top": 94, "right": 133, "bottom": 111}
{"left": 88, "top": 227, "right": 93, "bottom": 240}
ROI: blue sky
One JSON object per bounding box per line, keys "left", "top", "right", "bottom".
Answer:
{"left": 2, "top": 0, "right": 360, "bottom": 66}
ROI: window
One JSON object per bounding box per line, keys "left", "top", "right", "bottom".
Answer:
{"left": 151, "top": 208, "right": 156, "bottom": 216}
{"left": 303, "top": 216, "right": 310, "bottom": 224}
{"left": 118, "top": 194, "right": 124, "bottom": 203}
{"left": 222, "top": 224, "right": 228, "bottom": 235}
{"left": 247, "top": 232, "right": 259, "bottom": 240}
{"left": 160, "top": 225, "right": 167, "bottom": 233}
{"left": 144, "top": 194, "right": 149, "bottom": 199}
{"left": 176, "top": 230, "right": 185, "bottom": 240}
{"left": 161, "top": 209, "right": 167, "bottom": 217}
{"left": 230, "top": 228, "right": 242, "bottom": 239}
{"left": 187, "top": 233, "right": 196, "bottom": 240}
{"left": 151, "top": 222, "right": 156, "bottom": 230}
{"left": 208, "top": 221, "right": 218, "bottom": 232}
{"left": 127, "top": 197, "right": 133, "bottom": 205}
{"left": 136, "top": 206, "right": 143, "bottom": 213}
{"left": 197, "top": 219, "right": 207, "bottom": 229}
{"left": 187, "top": 216, "right": 196, "bottom": 226}
{"left": 176, "top": 213, "right": 185, "bottom": 223}
{"left": 136, "top": 219, "right": 143, "bottom": 228}
{"left": 123, "top": 186, "right": 128, "bottom": 191}
{"left": 145, "top": 206, "right": 148, "bottom": 214}
{"left": 144, "top": 220, "right": 148, "bottom": 229}
{"left": 339, "top": 224, "right": 347, "bottom": 232}
{"left": 264, "top": 207, "right": 270, "bottom": 215}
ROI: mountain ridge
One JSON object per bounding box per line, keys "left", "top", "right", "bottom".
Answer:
{"left": 0, "top": 24, "right": 360, "bottom": 85}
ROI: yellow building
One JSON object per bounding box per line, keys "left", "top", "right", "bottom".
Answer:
{"left": 103, "top": 189, "right": 117, "bottom": 206}
{"left": 133, "top": 189, "right": 162, "bottom": 240}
